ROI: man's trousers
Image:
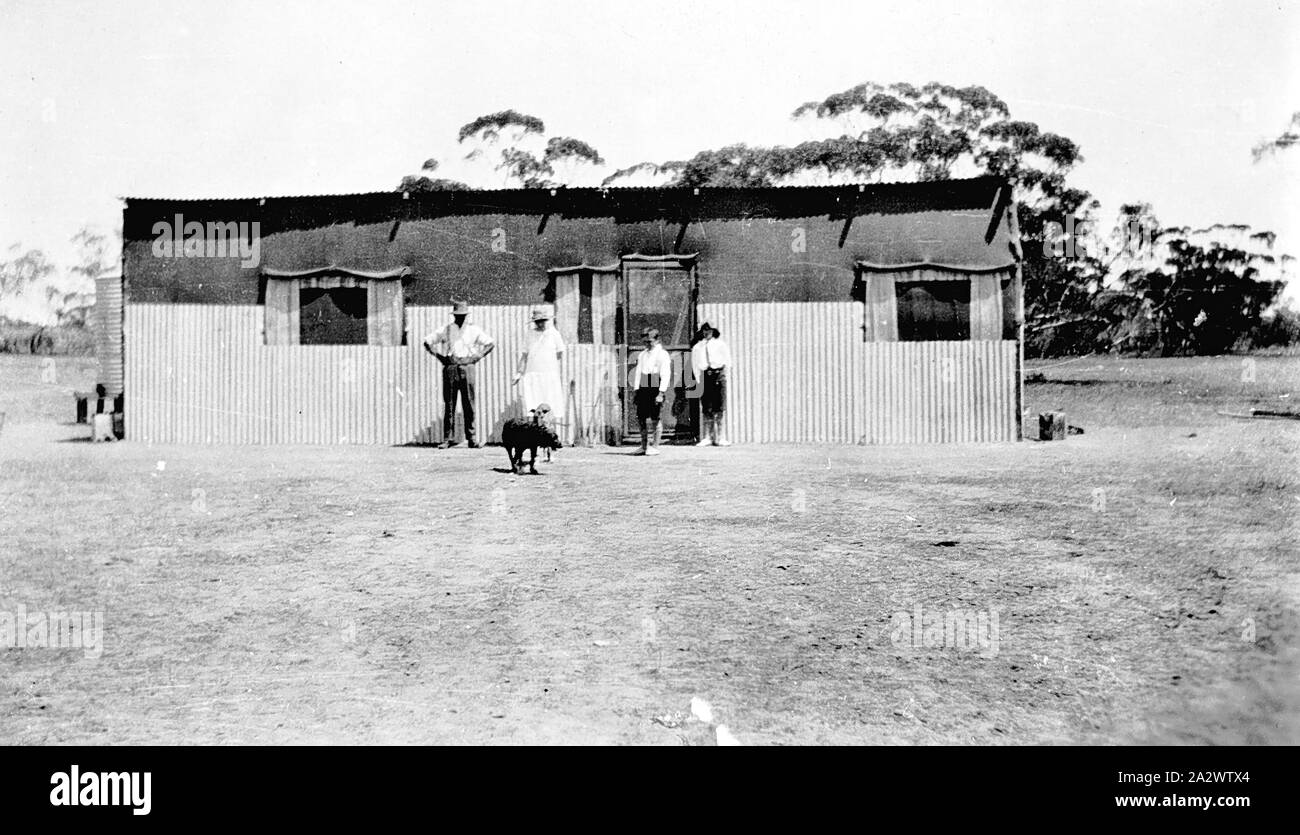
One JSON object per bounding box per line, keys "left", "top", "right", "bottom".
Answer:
{"left": 442, "top": 363, "right": 477, "bottom": 442}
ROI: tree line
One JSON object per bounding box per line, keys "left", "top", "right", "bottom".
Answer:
{"left": 400, "top": 83, "right": 1299, "bottom": 358}
{"left": 0, "top": 227, "right": 117, "bottom": 329}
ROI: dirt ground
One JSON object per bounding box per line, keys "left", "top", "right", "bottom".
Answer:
{"left": 1, "top": 353, "right": 1297, "bottom": 744}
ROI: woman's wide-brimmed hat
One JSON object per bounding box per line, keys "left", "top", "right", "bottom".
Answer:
{"left": 531, "top": 306, "right": 552, "bottom": 322}
{"left": 699, "top": 321, "right": 721, "bottom": 337}
{"left": 451, "top": 299, "right": 470, "bottom": 315}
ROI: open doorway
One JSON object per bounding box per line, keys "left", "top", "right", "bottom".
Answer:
{"left": 620, "top": 256, "right": 698, "bottom": 441}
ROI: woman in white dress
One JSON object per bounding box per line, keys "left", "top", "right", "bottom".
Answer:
{"left": 512, "top": 306, "right": 566, "bottom": 425}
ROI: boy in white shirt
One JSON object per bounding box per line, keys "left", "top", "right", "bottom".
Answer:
{"left": 632, "top": 328, "right": 672, "bottom": 456}
{"left": 690, "top": 322, "right": 732, "bottom": 446}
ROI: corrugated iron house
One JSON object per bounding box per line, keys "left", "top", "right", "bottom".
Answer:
{"left": 116, "top": 176, "right": 1024, "bottom": 445}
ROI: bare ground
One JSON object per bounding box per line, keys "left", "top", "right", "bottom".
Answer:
{"left": 0, "top": 353, "right": 1296, "bottom": 744}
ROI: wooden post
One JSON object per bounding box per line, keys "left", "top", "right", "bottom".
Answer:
{"left": 1015, "top": 263, "right": 1025, "bottom": 442}
{"left": 1009, "top": 189, "right": 1025, "bottom": 443}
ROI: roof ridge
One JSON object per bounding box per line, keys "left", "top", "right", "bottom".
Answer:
{"left": 121, "top": 175, "right": 1008, "bottom": 203}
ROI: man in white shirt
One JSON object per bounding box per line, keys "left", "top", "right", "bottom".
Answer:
{"left": 690, "top": 322, "right": 733, "bottom": 446}
{"left": 423, "top": 299, "right": 495, "bottom": 448}
{"left": 632, "top": 327, "right": 672, "bottom": 456}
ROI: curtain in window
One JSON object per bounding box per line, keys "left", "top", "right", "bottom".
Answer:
{"left": 552, "top": 272, "right": 580, "bottom": 345}
{"left": 861, "top": 267, "right": 1005, "bottom": 341}
{"left": 264, "top": 278, "right": 300, "bottom": 345}
{"left": 265, "top": 276, "right": 404, "bottom": 346}
{"left": 367, "top": 280, "right": 404, "bottom": 346}
{"left": 969, "top": 274, "right": 1004, "bottom": 341}
{"left": 589, "top": 271, "right": 619, "bottom": 345}
{"left": 300, "top": 275, "right": 363, "bottom": 289}
{"left": 863, "top": 273, "right": 899, "bottom": 342}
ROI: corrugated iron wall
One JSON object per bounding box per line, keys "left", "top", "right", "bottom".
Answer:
{"left": 128, "top": 304, "right": 508, "bottom": 444}
{"left": 699, "top": 302, "right": 1017, "bottom": 443}
{"left": 124, "top": 304, "right": 629, "bottom": 445}
{"left": 860, "top": 340, "right": 1017, "bottom": 443}
{"left": 560, "top": 345, "right": 624, "bottom": 446}
{"left": 126, "top": 302, "right": 1016, "bottom": 445}
{"left": 93, "top": 275, "right": 124, "bottom": 397}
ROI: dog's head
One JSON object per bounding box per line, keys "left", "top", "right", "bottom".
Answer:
{"left": 528, "top": 404, "right": 562, "bottom": 449}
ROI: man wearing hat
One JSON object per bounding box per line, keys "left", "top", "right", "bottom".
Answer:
{"left": 423, "top": 299, "right": 496, "bottom": 448}
{"left": 512, "top": 305, "right": 566, "bottom": 429}
{"left": 632, "top": 327, "right": 673, "bottom": 455}
{"left": 690, "top": 321, "right": 732, "bottom": 446}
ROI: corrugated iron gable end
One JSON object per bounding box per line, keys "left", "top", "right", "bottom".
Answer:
{"left": 93, "top": 275, "right": 124, "bottom": 397}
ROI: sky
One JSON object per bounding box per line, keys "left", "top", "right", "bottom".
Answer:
{"left": 2, "top": 0, "right": 1298, "bottom": 320}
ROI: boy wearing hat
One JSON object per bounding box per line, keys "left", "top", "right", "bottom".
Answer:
{"left": 632, "top": 328, "right": 672, "bottom": 455}
{"left": 423, "top": 299, "right": 496, "bottom": 448}
{"left": 690, "top": 321, "right": 732, "bottom": 446}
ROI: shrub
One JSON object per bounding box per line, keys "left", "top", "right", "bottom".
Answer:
{"left": 0, "top": 318, "right": 96, "bottom": 356}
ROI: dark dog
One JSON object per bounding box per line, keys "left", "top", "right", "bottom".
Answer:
{"left": 502, "top": 404, "right": 562, "bottom": 474}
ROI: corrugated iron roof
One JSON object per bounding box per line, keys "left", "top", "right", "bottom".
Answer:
{"left": 122, "top": 175, "right": 1008, "bottom": 206}
{"left": 122, "top": 176, "right": 1020, "bottom": 302}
